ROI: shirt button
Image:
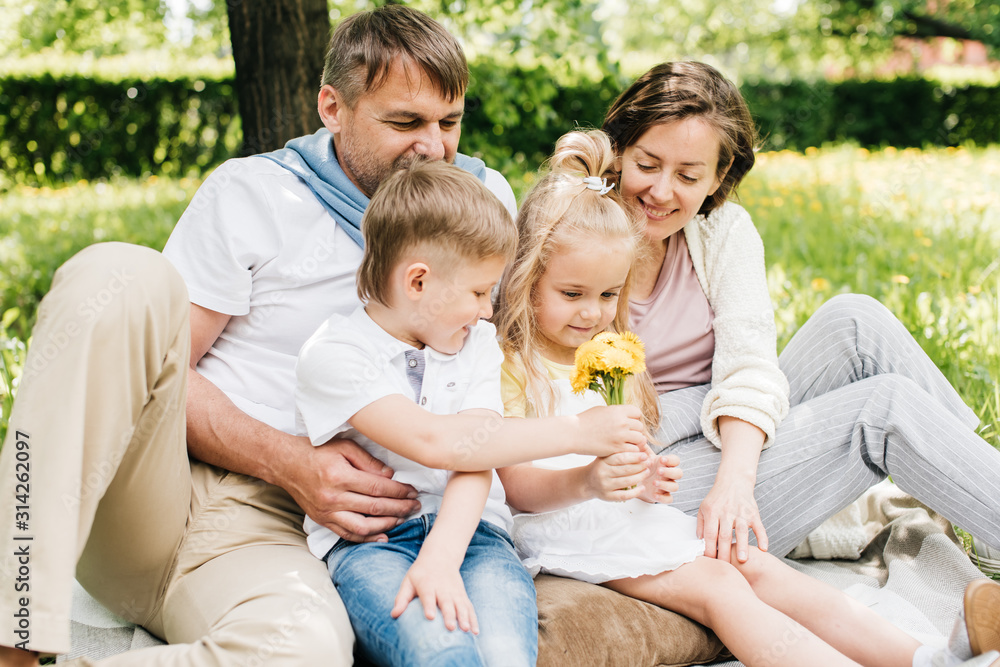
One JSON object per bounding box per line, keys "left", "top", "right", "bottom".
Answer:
{"left": 408, "top": 359, "right": 418, "bottom": 368}
{"left": 420, "top": 397, "right": 427, "bottom": 405}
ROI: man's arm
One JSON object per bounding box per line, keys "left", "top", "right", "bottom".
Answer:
{"left": 186, "top": 303, "right": 419, "bottom": 542}
{"left": 390, "top": 470, "right": 492, "bottom": 633}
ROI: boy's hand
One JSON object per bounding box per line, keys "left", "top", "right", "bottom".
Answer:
{"left": 391, "top": 555, "right": 478, "bottom": 634}
{"left": 584, "top": 449, "right": 649, "bottom": 502}
{"left": 576, "top": 405, "right": 646, "bottom": 457}
{"left": 637, "top": 451, "right": 683, "bottom": 504}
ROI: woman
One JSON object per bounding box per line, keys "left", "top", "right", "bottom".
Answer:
{"left": 602, "top": 61, "right": 1000, "bottom": 564}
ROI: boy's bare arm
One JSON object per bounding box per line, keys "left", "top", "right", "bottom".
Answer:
{"left": 349, "top": 396, "right": 645, "bottom": 471}
{"left": 391, "top": 469, "right": 492, "bottom": 633}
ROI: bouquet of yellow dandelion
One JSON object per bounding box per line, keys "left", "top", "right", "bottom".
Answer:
{"left": 570, "top": 331, "right": 646, "bottom": 405}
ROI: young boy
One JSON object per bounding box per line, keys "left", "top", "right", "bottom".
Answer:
{"left": 295, "top": 160, "right": 648, "bottom": 667}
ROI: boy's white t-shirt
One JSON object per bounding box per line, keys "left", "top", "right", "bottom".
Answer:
{"left": 162, "top": 155, "right": 516, "bottom": 434}
{"left": 296, "top": 306, "right": 514, "bottom": 560}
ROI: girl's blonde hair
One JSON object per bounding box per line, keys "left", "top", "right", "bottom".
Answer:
{"left": 493, "top": 130, "right": 661, "bottom": 435}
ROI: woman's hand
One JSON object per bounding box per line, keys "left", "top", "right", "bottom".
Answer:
{"left": 392, "top": 554, "right": 478, "bottom": 634}
{"left": 696, "top": 479, "right": 767, "bottom": 563}
{"left": 697, "top": 416, "right": 769, "bottom": 563}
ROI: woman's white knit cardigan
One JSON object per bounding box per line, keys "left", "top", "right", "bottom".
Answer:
{"left": 683, "top": 201, "right": 790, "bottom": 448}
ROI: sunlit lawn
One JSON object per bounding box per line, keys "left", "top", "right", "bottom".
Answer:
{"left": 743, "top": 145, "right": 1000, "bottom": 451}
{"left": 2, "top": 146, "right": 999, "bottom": 455}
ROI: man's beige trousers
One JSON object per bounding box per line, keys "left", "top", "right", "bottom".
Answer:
{"left": 0, "top": 243, "right": 353, "bottom": 664}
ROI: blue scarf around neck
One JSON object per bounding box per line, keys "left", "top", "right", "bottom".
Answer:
{"left": 259, "top": 128, "right": 487, "bottom": 248}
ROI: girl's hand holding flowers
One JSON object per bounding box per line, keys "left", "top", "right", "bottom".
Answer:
{"left": 573, "top": 332, "right": 659, "bottom": 495}
{"left": 583, "top": 448, "right": 651, "bottom": 502}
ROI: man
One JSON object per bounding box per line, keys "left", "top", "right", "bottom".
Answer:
{"left": 0, "top": 6, "right": 515, "bottom": 665}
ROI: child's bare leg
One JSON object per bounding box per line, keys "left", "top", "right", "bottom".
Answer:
{"left": 0, "top": 646, "right": 39, "bottom": 667}
{"left": 731, "top": 546, "right": 920, "bottom": 667}
{"left": 604, "top": 557, "right": 862, "bottom": 667}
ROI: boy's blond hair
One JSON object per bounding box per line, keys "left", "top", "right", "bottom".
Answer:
{"left": 357, "top": 160, "right": 516, "bottom": 306}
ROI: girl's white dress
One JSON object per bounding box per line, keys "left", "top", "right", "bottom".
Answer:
{"left": 503, "top": 361, "right": 705, "bottom": 584}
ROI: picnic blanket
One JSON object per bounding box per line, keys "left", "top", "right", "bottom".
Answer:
{"left": 56, "top": 481, "right": 988, "bottom": 665}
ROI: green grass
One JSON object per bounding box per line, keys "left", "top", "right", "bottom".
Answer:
{"left": 0, "top": 176, "right": 200, "bottom": 443}
{"left": 741, "top": 145, "right": 1000, "bottom": 451}
{"left": 1, "top": 145, "right": 999, "bottom": 457}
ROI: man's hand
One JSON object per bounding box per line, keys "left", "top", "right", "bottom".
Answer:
{"left": 286, "top": 437, "right": 420, "bottom": 543}
{"left": 391, "top": 554, "right": 479, "bottom": 634}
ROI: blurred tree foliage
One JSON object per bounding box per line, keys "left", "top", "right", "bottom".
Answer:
{"left": 813, "top": 0, "right": 1000, "bottom": 52}
{"left": 3, "top": 0, "right": 997, "bottom": 79}
{"left": 3, "top": 0, "right": 169, "bottom": 56}
{"left": 405, "top": 0, "right": 620, "bottom": 79}
{"left": 601, "top": 0, "right": 1000, "bottom": 79}
{"left": 0, "top": 0, "right": 229, "bottom": 59}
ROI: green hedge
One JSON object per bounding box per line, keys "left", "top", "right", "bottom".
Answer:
{"left": 0, "top": 73, "right": 240, "bottom": 185}
{"left": 743, "top": 78, "right": 1000, "bottom": 150}
{"left": 2, "top": 67, "right": 998, "bottom": 186}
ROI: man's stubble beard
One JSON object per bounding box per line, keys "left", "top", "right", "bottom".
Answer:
{"left": 339, "top": 135, "right": 435, "bottom": 198}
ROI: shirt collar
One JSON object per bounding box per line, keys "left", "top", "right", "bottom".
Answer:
{"left": 349, "top": 305, "right": 461, "bottom": 363}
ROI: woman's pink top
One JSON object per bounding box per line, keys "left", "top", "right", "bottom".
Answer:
{"left": 628, "top": 232, "right": 715, "bottom": 392}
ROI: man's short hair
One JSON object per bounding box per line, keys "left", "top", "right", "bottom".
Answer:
{"left": 322, "top": 5, "right": 468, "bottom": 107}
{"left": 357, "top": 161, "right": 516, "bottom": 306}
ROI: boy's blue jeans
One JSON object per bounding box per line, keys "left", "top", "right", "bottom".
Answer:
{"left": 326, "top": 514, "right": 538, "bottom": 667}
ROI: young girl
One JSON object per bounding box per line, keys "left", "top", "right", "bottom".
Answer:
{"left": 493, "top": 129, "right": 1000, "bottom": 667}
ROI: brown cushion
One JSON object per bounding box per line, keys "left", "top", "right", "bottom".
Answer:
{"left": 536, "top": 574, "right": 727, "bottom": 667}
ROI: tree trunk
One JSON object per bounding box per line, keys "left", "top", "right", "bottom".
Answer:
{"left": 226, "top": 0, "right": 329, "bottom": 155}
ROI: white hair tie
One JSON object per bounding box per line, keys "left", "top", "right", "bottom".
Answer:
{"left": 582, "top": 176, "right": 614, "bottom": 195}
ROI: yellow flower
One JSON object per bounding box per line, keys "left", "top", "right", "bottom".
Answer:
{"left": 601, "top": 347, "right": 637, "bottom": 373}
{"left": 569, "top": 366, "right": 593, "bottom": 394}
{"left": 571, "top": 332, "right": 647, "bottom": 404}
{"left": 891, "top": 275, "right": 910, "bottom": 284}
{"left": 613, "top": 331, "right": 646, "bottom": 370}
